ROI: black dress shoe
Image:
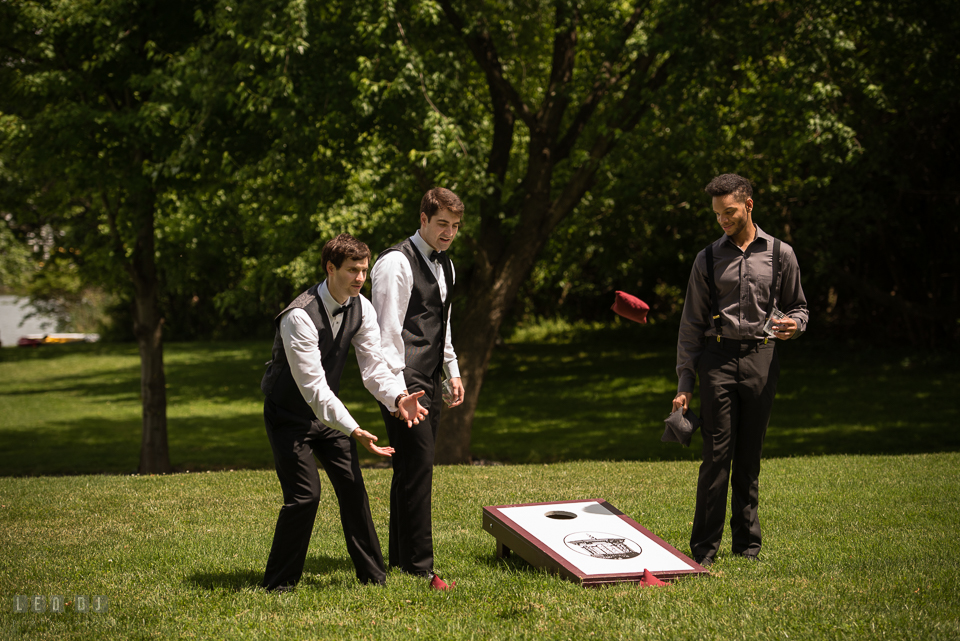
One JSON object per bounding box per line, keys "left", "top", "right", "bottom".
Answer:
{"left": 694, "top": 555, "right": 714, "bottom": 568}
{"left": 359, "top": 577, "right": 387, "bottom": 587}
{"left": 266, "top": 584, "right": 295, "bottom": 593}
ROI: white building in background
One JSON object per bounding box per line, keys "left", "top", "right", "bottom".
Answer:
{"left": 0, "top": 295, "right": 58, "bottom": 347}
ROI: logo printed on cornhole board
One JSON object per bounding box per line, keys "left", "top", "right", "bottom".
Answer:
{"left": 483, "top": 499, "right": 709, "bottom": 586}
{"left": 564, "top": 532, "right": 642, "bottom": 559}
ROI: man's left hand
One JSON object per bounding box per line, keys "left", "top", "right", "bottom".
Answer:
{"left": 447, "top": 377, "right": 465, "bottom": 408}
{"left": 352, "top": 428, "right": 395, "bottom": 457}
{"left": 774, "top": 316, "right": 798, "bottom": 340}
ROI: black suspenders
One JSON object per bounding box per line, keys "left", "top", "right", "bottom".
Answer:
{"left": 769, "top": 238, "right": 781, "bottom": 318}
{"left": 705, "top": 244, "right": 723, "bottom": 341}
{"left": 705, "top": 238, "right": 781, "bottom": 342}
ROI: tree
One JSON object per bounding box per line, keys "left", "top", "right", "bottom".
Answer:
{"left": 517, "top": 0, "right": 960, "bottom": 347}
{"left": 350, "top": 0, "right": 959, "bottom": 463}
{"left": 349, "top": 0, "right": 731, "bottom": 462}
{"left": 0, "top": 0, "right": 310, "bottom": 472}
{"left": 781, "top": 0, "right": 960, "bottom": 347}
{"left": 0, "top": 216, "right": 35, "bottom": 296}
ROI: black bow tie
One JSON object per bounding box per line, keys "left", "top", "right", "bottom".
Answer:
{"left": 430, "top": 250, "right": 446, "bottom": 262}
{"left": 332, "top": 301, "right": 352, "bottom": 317}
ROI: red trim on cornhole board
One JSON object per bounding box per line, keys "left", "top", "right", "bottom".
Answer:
{"left": 482, "top": 499, "right": 709, "bottom": 587}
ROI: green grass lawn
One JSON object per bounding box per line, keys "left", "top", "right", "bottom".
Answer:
{"left": 1, "top": 323, "right": 958, "bottom": 474}
{"left": 1, "top": 455, "right": 958, "bottom": 640}
{"left": 1, "top": 325, "right": 958, "bottom": 639}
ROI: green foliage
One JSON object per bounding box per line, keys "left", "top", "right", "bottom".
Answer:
{"left": 0, "top": 216, "right": 36, "bottom": 295}
{"left": 513, "top": 0, "right": 960, "bottom": 346}
{"left": 0, "top": 0, "right": 331, "bottom": 338}
{"left": 25, "top": 258, "right": 116, "bottom": 334}
{"left": 790, "top": 0, "right": 960, "bottom": 346}
{"left": 4, "top": 0, "right": 955, "bottom": 347}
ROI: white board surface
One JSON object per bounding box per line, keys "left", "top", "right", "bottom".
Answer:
{"left": 499, "top": 501, "right": 693, "bottom": 576}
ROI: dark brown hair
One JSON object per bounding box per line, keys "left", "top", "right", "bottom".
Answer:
{"left": 420, "top": 187, "right": 464, "bottom": 221}
{"left": 321, "top": 233, "right": 371, "bottom": 272}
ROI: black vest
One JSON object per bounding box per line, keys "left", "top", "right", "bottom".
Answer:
{"left": 376, "top": 238, "right": 452, "bottom": 378}
{"left": 260, "top": 283, "right": 362, "bottom": 419}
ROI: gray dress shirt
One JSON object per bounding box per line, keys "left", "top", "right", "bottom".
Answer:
{"left": 676, "top": 225, "right": 809, "bottom": 393}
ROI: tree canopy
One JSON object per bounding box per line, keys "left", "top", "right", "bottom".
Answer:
{"left": 2, "top": 0, "right": 956, "bottom": 466}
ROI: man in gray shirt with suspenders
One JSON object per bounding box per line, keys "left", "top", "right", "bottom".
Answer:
{"left": 672, "top": 174, "right": 809, "bottom": 567}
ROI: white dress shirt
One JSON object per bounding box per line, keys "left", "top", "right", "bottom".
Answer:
{"left": 279, "top": 280, "right": 406, "bottom": 435}
{"left": 370, "top": 231, "right": 461, "bottom": 380}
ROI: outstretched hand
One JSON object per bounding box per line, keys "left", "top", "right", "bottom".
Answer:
{"left": 351, "top": 428, "right": 394, "bottom": 457}
{"left": 397, "top": 390, "right": 429, "bottom": 428}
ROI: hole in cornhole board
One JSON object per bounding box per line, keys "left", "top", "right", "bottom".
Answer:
{"left": 482, "top": 499, "right": 709, "bottom": 587}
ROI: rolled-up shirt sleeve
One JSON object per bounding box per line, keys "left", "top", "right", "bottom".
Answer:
{"left": 280, "top": 308, "right": 357, "bottom": 435}
{"left": 442, "top": 309, "right": 461, "bottom": 379}
{"left": 676, "top": 251, "right": 710, "bottom": 394}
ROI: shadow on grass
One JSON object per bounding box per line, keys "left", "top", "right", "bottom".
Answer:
{"left": 0, "top": 342, "right": 140, "bottom": 363}
{"left": 468, "top": 331, "right": 960, "bottom": 463}
{"left": 3, "top": 332, "right": 958, "bottom": 475}
{"left": 0, "top": 341, "right": 270, "bottom": 404}
{"left": 0, "top": 340, "right": 392, "bottom": 475}
{"left": 187, "top": 569, "right": 265, "bottom": 592}
{"left": 187, "top": 556, "right": 356, "bottom": 592}
{"left": 0, "top": 413, "right": 274, "bottom": 476}
{"left": 477, "top": 551, "right": 538, "bottom": 573}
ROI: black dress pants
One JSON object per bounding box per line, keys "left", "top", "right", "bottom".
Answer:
{"left": 691, "top": 339, "right": 779, "bottom": 561}
{"left": 261, "top": 399, "right": 386, "bottom": 589}
{"left": 378, "top": 366, "right": 442, "bottom": 577}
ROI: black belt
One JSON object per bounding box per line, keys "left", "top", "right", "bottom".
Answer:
{"left": 707, "top": 337, "right": 774, "bottom": 352}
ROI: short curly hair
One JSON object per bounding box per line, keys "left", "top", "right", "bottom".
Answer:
{"left": 704, "top": 174, "right": 753, "bottom": 203}
{"left": 321, "top": 233, "right": 371, "bottom": 272}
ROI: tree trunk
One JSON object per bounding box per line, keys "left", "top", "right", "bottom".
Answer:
{"left": 435, "top": 271, "right": 505, "bottom": 464}
{"left": 433, "top": 2, "right": 669, "bottom": 463}
{"left": 435, "top": 198, "right": 555, "bottom": 464}
{"left": 128, "top": 189, "right": 171, "bottom": 475}
{"left": 136, "top": 305, "right": 169, "bottom": 474}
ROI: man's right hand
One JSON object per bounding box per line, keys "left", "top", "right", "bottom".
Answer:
{"left": 352, "top": 428, "right": 395, "bottom": 457}
{"left": 397, "top": 390, "right": 428, "bottom": 427}
{"left": 672, "top": 392, "right": 692, "bottom": 413}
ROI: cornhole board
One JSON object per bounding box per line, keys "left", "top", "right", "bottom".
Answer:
{"left": 482, "top": 499, "right": 709, "bottom": 586}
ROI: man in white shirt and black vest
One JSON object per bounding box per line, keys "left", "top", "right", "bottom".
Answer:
{"left": 371, "top": 188, "right": 466, "bottom": 590}
{"left": 672, "top": 174, "right": 808, "bottom": 568}
{"left": 259, "top": 233, "right": 429, "bottom": 592}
